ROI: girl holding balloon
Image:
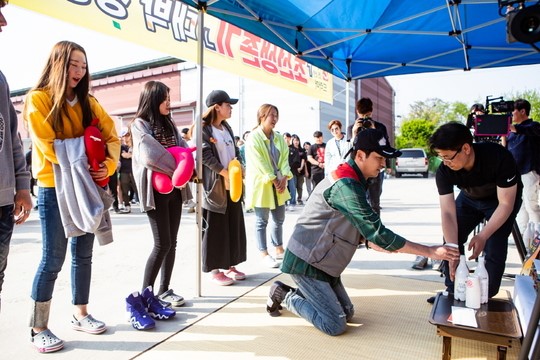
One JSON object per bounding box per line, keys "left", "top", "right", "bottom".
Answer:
{"left": 130, "top": 81, "right": 193, "bottom": 307}
{"left": 200, "top": 90, "right": 247, "bottom": 286}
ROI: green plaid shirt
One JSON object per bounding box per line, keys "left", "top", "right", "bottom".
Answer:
{"left": 281, "top": 159, "right": 406, "bottom": 283}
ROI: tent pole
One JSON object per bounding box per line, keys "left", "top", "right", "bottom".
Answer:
{"left": 345, "top": 79, "right": 350, "bottom": 138}
{"left": 195, "top": 3, "right": 205, "bottom": 298}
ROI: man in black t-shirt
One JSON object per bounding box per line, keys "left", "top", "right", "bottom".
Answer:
{"left": 307, "top": 131, "right": 326, "bottom": 188}
{"left": 429, "top": 122, "right": 522, "bottom": 303}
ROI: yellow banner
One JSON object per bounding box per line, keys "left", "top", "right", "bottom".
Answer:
{"left": 12, "top": 0, "right": 333, "bottom": 103}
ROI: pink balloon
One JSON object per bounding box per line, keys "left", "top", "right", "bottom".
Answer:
{"left": 152, "top": 146, "right": 196, "bottom": 194}
{"left": 171, "top": 146, "right": 196, "bottom": 187}
{"left": 152, "top": 172, "right": 174, "bottom": 194}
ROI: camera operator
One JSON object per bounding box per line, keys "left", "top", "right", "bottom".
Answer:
{"left": 466, "top": 103, "right": 485, "bottom": 129}
{"left": 346, "top": 97, "right": 390, "bottom": 214}
{"left": 467, "top": 103, "right": 505, "bottom": 145}
{"left": 506, "top": 98, "right": 540, "bottom": 234}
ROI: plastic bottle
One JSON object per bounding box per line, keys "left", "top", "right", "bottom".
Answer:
{"left": 465, "top": 275, "right": 481, "bottom": 309}
{"left": 454, "top": 255, "right": 469, "bottom": 301}
{"left": 523, "top": 222, "right": 534, "bottom": 253}
{"left": 474, "top": 256, "right": 489, "bottom": 304}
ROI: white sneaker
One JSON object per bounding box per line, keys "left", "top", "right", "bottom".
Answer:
{"left": 262, "top": 255, "right": 279, "bottom": 268}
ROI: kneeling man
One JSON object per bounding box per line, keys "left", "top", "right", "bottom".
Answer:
{"left": 267, "top": 129, "right": 459, "bottom": 336}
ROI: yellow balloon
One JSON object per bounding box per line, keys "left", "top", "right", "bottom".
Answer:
{"left": 228, "top": 158, "right": 242, "bottom": 202}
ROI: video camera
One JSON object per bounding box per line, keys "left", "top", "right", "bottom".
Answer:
{"left": 473, "top": 96, "right": 512, "bottom": 137}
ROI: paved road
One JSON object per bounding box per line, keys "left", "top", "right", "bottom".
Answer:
{"left": 0, "top": 177, "right": 521, "bottom": 359}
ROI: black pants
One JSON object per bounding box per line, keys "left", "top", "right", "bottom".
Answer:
{"left": 120, "top": 171, "right": 137, "bottom": 206}
{"left": 109, "top": 171, "right": 119, "bottom": 210}
{"left": 143, "top": 189, "right": 182, "bottom": 295}
{"left": 311, "top": 171, "right": 325, "bottom": 189}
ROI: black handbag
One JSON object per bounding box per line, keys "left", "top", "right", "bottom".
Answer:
{"left": 202, "top": 176, "right": 227, "bottom": 214}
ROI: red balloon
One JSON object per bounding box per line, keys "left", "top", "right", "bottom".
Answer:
{"left": 84, "top": 118, "right": 109, "bottom": 187}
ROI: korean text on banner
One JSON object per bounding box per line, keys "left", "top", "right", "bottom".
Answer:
{"left": 12, "top": 0, "right": 333, "bottom": 103}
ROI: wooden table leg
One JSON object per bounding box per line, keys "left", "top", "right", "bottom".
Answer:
{"left": 497, "top": 346, "right": 507, "bottom": 360}
{"left": 442, "top": 336, "right": 451, "bottom": 360}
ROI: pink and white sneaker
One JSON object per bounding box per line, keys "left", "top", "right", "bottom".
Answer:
{"left": 225, "top": 267, "right": 246, "bottom": 281}
{"left": 212, "top": 271, "right": 234, "bottom": 286}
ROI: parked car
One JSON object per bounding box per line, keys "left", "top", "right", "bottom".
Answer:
{"left": 395, "top": 148, "right": 429, "bottom": 178}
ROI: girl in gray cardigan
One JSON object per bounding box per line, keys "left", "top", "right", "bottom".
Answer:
{"left": 129, "top": 81, "right": 193, "bottom": 327}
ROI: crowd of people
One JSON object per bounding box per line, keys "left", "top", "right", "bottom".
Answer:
{"left": 0, "top": 0, "right": 538, "bottom": 352}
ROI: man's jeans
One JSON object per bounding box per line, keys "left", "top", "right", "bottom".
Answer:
{"left": 254, "top": 205, "right": 285, "bottom": 252}
{"left": 285, "top": 274, "right": 354, "bottom": 336}
{"left": 31, "top": 187, "right": 95, "bottom": 305}
{"left": 0, "top": 204, "right": 15, "bottom": 296}
{"left": 443, "top": 191, "right": 521, "bottom": 298}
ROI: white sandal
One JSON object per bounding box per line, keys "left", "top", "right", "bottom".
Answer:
{"left": 31, "top": 329, "right": 64, "bottom": 353}
{"left": 71, "top": 314, "right": 107, "bottom": 334}
{"left": 158, "top": 289, "right": 185, "bottom": 307}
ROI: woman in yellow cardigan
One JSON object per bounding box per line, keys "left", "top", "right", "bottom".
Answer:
{"left": 245, "top": 104, "right": 292, "bottom": 268}
{"left": 24, "top": 41, "right": 120, "bottom": 353}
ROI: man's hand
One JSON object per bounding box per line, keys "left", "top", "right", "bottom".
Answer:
{"left": 352, "top": 119, "right": 362, "bottom": 138}
{"left": 429, "top": 244, "right": 460, "bottom": 262}
{"left": 446, "top": 259, "right": 458, "bottom": 281}
{"left": 468, "top": 233, "right": 488, "bottom": 260}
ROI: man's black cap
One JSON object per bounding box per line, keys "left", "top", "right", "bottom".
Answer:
{"left": 352, "top": 129, "right": 401, "bottom": 158}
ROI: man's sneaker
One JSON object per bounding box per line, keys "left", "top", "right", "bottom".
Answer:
{"left": 126, "top": 292, "right": 155, "bottom": 330}
{"left": 142, "top": 286, "right": 176, "bottom": 320}
{"left": 266, "top": 281, "right": 294, "bottom": 317}
{"left": 411, "top": 255, "right": 428, "bottom": 270}
{"left": 158, "top": 289, "right": 185, "bottom": 307}
{"left": 121, "top": 205, "right": 131, "bottom": 214}
{"left": 212, "top": 271, "right": 234, "bottom": 286}
{"left": 225, "top": 266, "right": 246, "bottom": 281}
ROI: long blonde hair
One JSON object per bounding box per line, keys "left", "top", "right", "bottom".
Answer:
{"left": 24, "top": 41, "right": 93, "bottom": 133}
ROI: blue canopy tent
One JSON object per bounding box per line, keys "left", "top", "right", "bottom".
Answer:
{"left": 181, "top": 0, "right": 540, "bottom": 163}
{"left": 178, "top": 0, "right": 540, "bottom": 81}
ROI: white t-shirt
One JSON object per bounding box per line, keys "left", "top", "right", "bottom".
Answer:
{"left": 212, "top": 125, "right": 235, "bottom": 168}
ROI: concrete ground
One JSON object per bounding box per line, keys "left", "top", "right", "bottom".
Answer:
{"left": 0, "top": 176, "right": 522, "bottom": 359}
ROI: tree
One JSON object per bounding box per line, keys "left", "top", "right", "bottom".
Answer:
{"left": 395, "top": 119, "right": 436, "bottom": 151}
{"left": 405, "top": 98, "right": 468, "bottom": 125}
